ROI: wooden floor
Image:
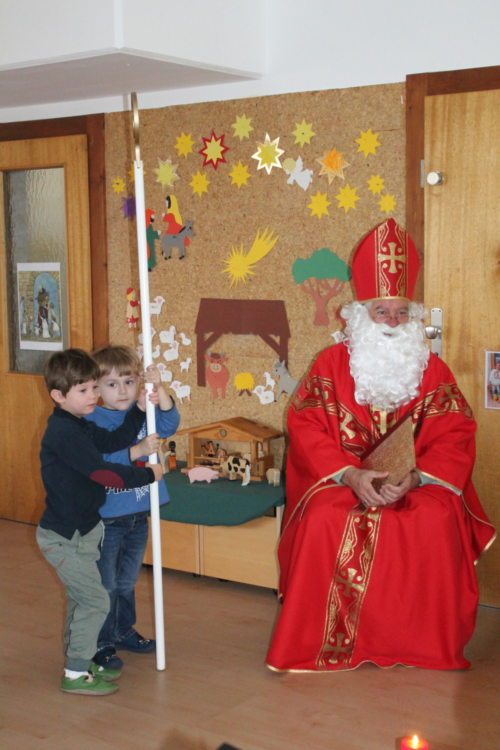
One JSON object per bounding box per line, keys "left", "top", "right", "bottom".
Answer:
{"left": 0, "top": 519, "right": 498, "bottom": 750}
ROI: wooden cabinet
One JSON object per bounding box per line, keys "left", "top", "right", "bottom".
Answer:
{"left": 143, "top": 509, "right": 282, "bottom": 589}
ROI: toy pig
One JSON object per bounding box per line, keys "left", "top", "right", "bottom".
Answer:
{"left": 187, "top": 466, "right": 220, "bottom": 484}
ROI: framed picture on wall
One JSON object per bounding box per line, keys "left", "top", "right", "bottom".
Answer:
{"left": 17, "top": 262, "right": 63, "bottom": 351}
{"left": 484, "top": 350, "right": 500, "bottom": 410}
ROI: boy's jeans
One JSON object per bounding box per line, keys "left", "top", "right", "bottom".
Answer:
{"left": 97, "top": 512, "right": 149, "bottom": 650}
{"left": 36, "top": 522, "right": 109, "bottom": 671}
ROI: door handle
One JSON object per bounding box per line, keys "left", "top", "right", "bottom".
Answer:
{"left": 424, "top": 307, "right": 443, "bottom": 357}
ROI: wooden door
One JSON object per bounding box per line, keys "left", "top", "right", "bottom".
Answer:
{"left": 423, "top": 89, "right": 500, "bottom": 605}
{"left": 0, "top": 135, "right": 93, "bottom": 523}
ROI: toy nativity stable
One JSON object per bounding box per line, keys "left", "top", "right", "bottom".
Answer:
{"left": 176, "top": 417, "right": 282, "bottom": 482}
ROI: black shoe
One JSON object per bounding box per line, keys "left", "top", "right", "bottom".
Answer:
{"left": 93, "top": 646, "right": 124, "bottom": 670}
{"left": 116, "top": 631, "right": 156, "bottom": 653}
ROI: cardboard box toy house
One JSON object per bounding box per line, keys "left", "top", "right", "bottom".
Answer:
{"left": 176, "top": 417, "right": 283, "bottom": 481}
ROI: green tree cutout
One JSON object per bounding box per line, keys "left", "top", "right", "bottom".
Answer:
{"left": 292, "top": 248, "right": 351, "bottom": 326}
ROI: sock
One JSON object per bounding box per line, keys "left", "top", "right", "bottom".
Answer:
{"left": 64, "top": 668, "right": 89, "bottom": 680}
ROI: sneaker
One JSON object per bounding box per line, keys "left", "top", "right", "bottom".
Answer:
{"left": 116, "top": 631, "right": 156, "bottom": 653}
{"left": 60, "top": 672, "right": 119, "bottom": 696}
{"left": 93, "top": 646, "right": 124, "bottom": 670}
{"left": 89, "top": 661, "right": 122, "bottom": 682}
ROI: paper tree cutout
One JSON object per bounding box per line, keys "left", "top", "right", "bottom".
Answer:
{"left": 292, "top": 249, "right": 351, "bottom": 326}
{"left": 230, "top": 161, "right": 251, "bottom": 188}
{"left": 175, "top": 132, "right": 195, "bottom": 158}
{"left": 308, "top": 191, "right": 331, "bottom": 218}
{"left": 356, "top": 129, "right": 381, "bottom": 157}
{"left": 154, "top": 159, "right": 179, "bottom": 187}
{"left": 335, "top": 185, "right": 360, "bottom": 212}
{"left": 222, "top": 228, "right": 278, "bottom": 286}
{"left": 232, "top": 115, "right": 253, "bottom": 141}
{"left": 317, "top": 148, "right": 350, "bottom": 183}
{"left": 292, "top": 120, "right": 315, "bottom": 146}
{"left": 252, "top": 133, "right": 284, "bottom": 174}
{"left": 199, "top": 130, "right": 229, "bottom": 169}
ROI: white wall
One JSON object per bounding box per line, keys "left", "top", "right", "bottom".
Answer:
{"left": 1, "top": 0, "right": 498, "bottom": 122}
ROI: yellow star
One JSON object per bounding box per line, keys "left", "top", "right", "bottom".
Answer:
{"left": 175, "top": 132, "right": 194, "bottom": 158}
{"left": 292, "top": 120, "right": 315, "bottom": 146}
{"left": 317, "top": 148, "right": 350, "bottom": 183}
{"left": 251, "top": 133, "right": 284, "bottom": 175}
{"left": 230, "top": 161, "right": 251, "bottom": 188}
{"left": 154, "top": 159, "right": 179, "bottom": 187}
{"left": 379, "top": 193, "right": 396, "bottom": 213}
{"left": 232, "top": 115, "right": 253, "bottom": 141}
{"left": 111, "top": 177, "right": 126, "bottom": 194}
{"left": 335, "top": 185, "right": 360, "bottom": 213}
{"left": 356, "top": 129, "right": 381, "bottom": 157}
{"left": 190, "top": 171, "right": 210, "bottom": 197}
{"left": 308, "top": 191, "right": 331, "bottom": 219}
{"left": 367, "top": 175, "right": 385, "bottom": 195}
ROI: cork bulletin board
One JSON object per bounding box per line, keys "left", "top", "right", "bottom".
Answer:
{"left": 104, "top": 82, "right": 405, "bottom": 464}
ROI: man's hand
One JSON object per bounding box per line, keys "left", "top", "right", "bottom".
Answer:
{"left": 342, "top": 467, "right": 390, "bottom": 508}
{"left": 378, "top": 470, "right": 419, "bottom": 504}
{"left": 146, "top": 462, "right": 164, "bottom": 482}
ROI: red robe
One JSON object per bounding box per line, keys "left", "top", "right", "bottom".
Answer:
{"left": 266, "top": 344, "right": 495, "bottom": 672}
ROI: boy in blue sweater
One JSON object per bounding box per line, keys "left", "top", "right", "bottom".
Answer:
{"left": 87, "top": 345, "right": 180, "bottom": 670}
{"left": 37, "top": 348, "right": 164, "bottom": 696}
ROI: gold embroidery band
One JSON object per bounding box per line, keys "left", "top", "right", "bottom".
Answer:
{"left": 317, "top": 506, "right": 382, "bottom": 669}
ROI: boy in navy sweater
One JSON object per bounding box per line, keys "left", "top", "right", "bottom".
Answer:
{"left": 37, "top": 348, "right": 163, "bottom": 696}
{"left": 87, "top": 345, "right": 180, "bottom": 670}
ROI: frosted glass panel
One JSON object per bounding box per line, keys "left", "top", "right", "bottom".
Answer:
{"left": 3, "top": 168, "right": 68, "bottom": 373}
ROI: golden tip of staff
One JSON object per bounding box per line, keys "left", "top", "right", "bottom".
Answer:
{"left": 131, "top": 92, "right": 141, "bottom": 162}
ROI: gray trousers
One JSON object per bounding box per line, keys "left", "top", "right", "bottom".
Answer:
{"left": 36, "top": 523, "right": 110, "bottom": 671}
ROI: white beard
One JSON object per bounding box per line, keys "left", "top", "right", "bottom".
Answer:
{"left": 341, "top": 301, "right": 430, "bottom": 412}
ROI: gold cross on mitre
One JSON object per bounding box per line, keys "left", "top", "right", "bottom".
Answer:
{"left": 378, "top": 241, "right": 406, "bottom": 274}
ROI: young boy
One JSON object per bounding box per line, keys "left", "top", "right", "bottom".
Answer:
{"left": 86, "top": 345, "right": 180, "bottom": 671}
{"left": 37, "top": 348, "right": 164, "bottom": 696}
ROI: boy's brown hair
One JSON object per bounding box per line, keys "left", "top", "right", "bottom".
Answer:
{"left": 44, "top": 348, "right": 100, "bottom": 395}
{"left": 92, "top": 345, "right": 141, "bottom": 378}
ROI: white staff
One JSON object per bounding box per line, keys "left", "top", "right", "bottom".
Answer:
{"left": 131, "top": 91, "right": 166, "bottom": 671}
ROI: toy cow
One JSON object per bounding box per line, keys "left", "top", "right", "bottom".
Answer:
{"left": 205, "top": 351, "right": 229, "bottom": 399}
{"left": 221, "top": 454, "right": 251, "bottom": 486}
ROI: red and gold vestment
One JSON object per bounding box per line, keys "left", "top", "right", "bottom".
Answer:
{"left": 266, "top": 343, "right": 495, "bottom": 672}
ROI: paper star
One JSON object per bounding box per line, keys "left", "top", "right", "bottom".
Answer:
{"left": 111, "top": 177, "right": 126, "bottom": 194}
{"left": 121, "top": 195, "right": 136, "bottom": 219}
{"left": 154, "top": 159, "right": 179, "bottom": 187}
{"left": 356, "top": 129, "right": 381, "bottom": 157}
{"left": 199, "top": 130, "right": 229, "bottom": 169}
{"left": 379, "top": 194, "right": 396, "bottom": 213}
{"left": 335, "top": 185, "right": 360, "bottom": 213}
{"left": 230, "top": 161, "right": 251, "bottom": 188}
{"left": 175, "top": 132, "right": 195, "bottom": 158}
{"left": 190, "top": 171, "right": 210, "bottom": 197}
{"left": 367, "top": 175, "right": 385, "bottom": 195}
{"left": 292, "top": 120, "right": 315, "bottom": 146}
{"left": 232, "top": 115, "right": 253, "bottom": 141}
{"left": 251, "top": 133, "right": 284, "bottom": 175}
{"left": 317, "top": 148, "right": 350, "bottom": 183}
{"left": 307, "top": 192, "right": 331, "bottom": 218}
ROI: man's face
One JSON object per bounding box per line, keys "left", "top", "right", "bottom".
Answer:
{"left": 98, "top": 368, "right": 139, "bottom": 411}
{"left": 368, "top": 299, "right": 410, "bottom": 328}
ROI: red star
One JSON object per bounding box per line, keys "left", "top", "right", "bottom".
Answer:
{"left": 198, "top": 130, "right": 229, "bottom": 170}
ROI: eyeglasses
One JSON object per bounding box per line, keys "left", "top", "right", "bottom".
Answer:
{"left": 372, "top": 308, "right": 410, "bottom": 321}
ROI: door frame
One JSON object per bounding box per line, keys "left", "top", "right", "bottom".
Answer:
{"left": 0, "top": 114, "right": 108, "bottom": 348}
{"left": 405, "top": 64, "right": 500, "bottom": 270}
